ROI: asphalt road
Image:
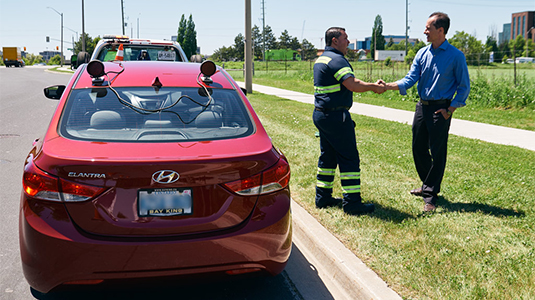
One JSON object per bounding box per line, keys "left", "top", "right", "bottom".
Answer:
{"left": 0, "top": 66, "right": 332, "bottom": 300}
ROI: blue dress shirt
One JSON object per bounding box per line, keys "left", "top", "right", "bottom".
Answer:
{"left": 396, "top": 40, "right": 470, "bottom": 108}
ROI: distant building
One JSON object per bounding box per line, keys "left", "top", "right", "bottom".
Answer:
{"left": 39, "top": 51, "right": 62, "bottom": 62}
{"left": 356, "top": 35, "right": 419, "bottom": 51}
{"left": 499, "top": 23, "right": 511, "bottom": 44}
{"left": 511, "top": 11, "right": 535, "bottom": 42}
{"left": 348, "top": 39, "right": 358, "bottom": 50}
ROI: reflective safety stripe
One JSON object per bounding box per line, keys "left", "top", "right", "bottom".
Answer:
{"left": 334, "top": 67, "right": 354, "bottom": 81}
{"left": 317, "top": 180, "right": 334, "bottom": 189}
{"left": 342, "top": 185, "right": 361, "bottom": 193}
{"left": 315, "top": 56, "right": 332, "bottom": 65}
{"left": 318, "top": 168, "right": 335, "bottom": 176}
{"left": 340, "top": 172, "right": 360, "bottom": 180}
{"left": 314, "top": 84, "right": 341, "bottom": 94}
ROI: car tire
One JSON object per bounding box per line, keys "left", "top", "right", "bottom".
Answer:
{"left": 78, "top": 51, "right": 90, "bottom": 66}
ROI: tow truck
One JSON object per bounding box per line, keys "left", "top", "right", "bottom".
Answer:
{"left": 91, "top": 35, "right": 188, "bottom": 62}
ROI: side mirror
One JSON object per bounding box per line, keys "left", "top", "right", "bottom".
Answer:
{"left": 44, "top": 85, "right": 66, "bottom": 100}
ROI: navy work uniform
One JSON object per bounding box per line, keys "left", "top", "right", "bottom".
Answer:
{"left": 313, "top": 46, "right": 363, "bottom": 211}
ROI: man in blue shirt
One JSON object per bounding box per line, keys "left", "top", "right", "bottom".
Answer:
{"left": 382, "top": 12, "right": 470, "bottom": 212}
{"left": 314, "top": 27, "right": 385, "bottom": 215}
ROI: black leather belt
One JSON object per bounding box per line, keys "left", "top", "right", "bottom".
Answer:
{"left": 419, "top": 99, "right": 451, "bottom": 105}
{"left": 314, "top": 106, "right": 350, "bottom": 112}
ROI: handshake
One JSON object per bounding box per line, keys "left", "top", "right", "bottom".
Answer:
{"left": 373, "top": 79, "right": 387, "bottom": 94}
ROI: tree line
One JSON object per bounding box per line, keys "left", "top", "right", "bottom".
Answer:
{"left": 211, "top": 25, "right": 317, "bottom": 62}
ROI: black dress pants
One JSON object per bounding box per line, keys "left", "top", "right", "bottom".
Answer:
{"left": 412, "top": 101, "right": 452, "bottom": 205}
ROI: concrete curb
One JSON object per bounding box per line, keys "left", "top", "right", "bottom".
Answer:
{"left": 290, "top": 200, "right": 402, "bottom": 300}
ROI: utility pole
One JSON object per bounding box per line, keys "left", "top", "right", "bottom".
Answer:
{"left": 121, "top": 0, "right": 125, "bottom": 35}
{"left": 245, "top": 0, "right": 253, "bottom": 94}
{"left": 137, "top": 14, "right": 140, "bottom": 38}
{"left": 47, "top": 7, "right": 64, "bottom": 67}
{"left": 261, "top": 0, "right": 266, "bottom": 68}
{"left": 405, "top": 0, "right": 409, "bottom": 55}
{"left": 82, "top": 0, "right": 86, "bottom": 52}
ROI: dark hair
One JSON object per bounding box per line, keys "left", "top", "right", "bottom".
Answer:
{"left": 429, "top": 12, "right": 450, "bottom": 34}
{"left": 325, "top": 27, "right": 346, "bottom": 46}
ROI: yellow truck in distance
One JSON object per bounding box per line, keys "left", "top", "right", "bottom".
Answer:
{"left": 3, "top": 47, "right": 25, "bottom": 67}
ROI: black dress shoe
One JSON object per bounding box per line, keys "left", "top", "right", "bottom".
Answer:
{"left": 343, "top": 203, "right": 375, "bottom": 215}
{"left": 316, "top": 198, "right": 342, "bottom": 209}
{"left": 410, "top": 188, "right": 423, "bottom": 196}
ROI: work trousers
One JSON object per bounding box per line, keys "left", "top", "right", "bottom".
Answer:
{"left": 412, "top": 101, "right": 452, "bottom": 205}
{"left": 313, "top": 109, "right": 361, "bottom": 207}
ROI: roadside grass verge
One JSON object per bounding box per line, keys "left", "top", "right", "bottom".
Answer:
{"left": 47, "top": 66, "right": 75, "bottom": 74}
{"left": 248, "top": 92, "right": 535, "bottom": 300}
{"left": 226, "top": 67, "right": 535, "bottom": 131}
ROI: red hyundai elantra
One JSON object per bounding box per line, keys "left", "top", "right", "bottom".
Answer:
{"left": 20, "top": 60, "right": 291, "bottom": 294}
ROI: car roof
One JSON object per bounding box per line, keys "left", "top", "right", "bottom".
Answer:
{"left": 98, "top": 35, "right": 179, "bottom": 46}
{"left": 73, "top": 61, "right": 236, "bottom": 90}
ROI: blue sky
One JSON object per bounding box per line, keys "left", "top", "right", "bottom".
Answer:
{"left": 0, "top": 0, "right": 533, "bottom": 56}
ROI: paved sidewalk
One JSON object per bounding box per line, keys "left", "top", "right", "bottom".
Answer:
{"left": 239, "top": 82, "right": 535, "bottom": 152}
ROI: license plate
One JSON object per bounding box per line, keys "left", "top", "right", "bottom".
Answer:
{"left": 157, "top": 51, "right": 176, "bottom": 61}
{"left": 138, "top": 188, "right": 192, "bottom": 217}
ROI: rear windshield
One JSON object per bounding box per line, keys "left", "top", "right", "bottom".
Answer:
{"left": 96, "top": 44, "right": 184, "bottom": 62}
{"left": 59, "top": 87, "right": 254, "bottom": 142}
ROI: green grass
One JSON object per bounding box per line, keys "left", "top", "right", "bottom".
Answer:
{"left": 226, "top": 68, "right": 535, "bottom": 131}
{"left": 248, "top": 92, "right": 535, "bottom": 300}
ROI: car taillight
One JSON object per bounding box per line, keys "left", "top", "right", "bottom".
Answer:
{"left": 23, "top": 161, "right": 105, "bottom": 202}
{"left": 224, "top": 158, "right": 290, "bottom": 196}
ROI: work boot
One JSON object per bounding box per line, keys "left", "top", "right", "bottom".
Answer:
{"left": 316, "top": 197, "right": 342, "bottom": 209}
{"left": 343, "top": 202, "right": 375, "bottom": 215}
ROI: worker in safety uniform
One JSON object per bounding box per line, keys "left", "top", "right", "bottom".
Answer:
{"left": 313, "top": 27, "right": 385, "bottom": 215}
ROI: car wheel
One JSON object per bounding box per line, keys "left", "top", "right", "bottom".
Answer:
{"left": 78, "top": 51, "right": 90, "bottom": 65}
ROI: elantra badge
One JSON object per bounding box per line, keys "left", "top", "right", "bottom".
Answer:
{"left": 152, "top": 170, "right": 180, "bottom": 184}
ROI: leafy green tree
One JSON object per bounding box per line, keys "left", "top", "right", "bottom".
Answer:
{"left": 177, "top": 14, "right": 197, "bottom": 59}
{"left": 177, "top": 15, "right": 187, "bottom": 49}
{"left": 371, "top": 15, "right": 385, "bottom": 59}
{"left": 345, "top": 49, "right": 357, "bottom": 61}
{"left": 405, "top": 49, "right": 416, "bottom": 64}
{"left": 278, "top": 30, "right": 292, "bottom": 49}
{"left": 23, "top": 53, "right": 44, "bottom": 65}
{"left": 509, "top": 35, "right": 525, "bottom": 59}
{"left": 526, "top": 39, "right": 535, "bottom": 57}
{"left": 449, "top": 31, "right": 484, "bottom": 65}
{"left": 498, "top": 41, "right": 511, "bottom": 61}
{"left": 413, "top": 41, "right": 426, "bottom": 53}
{"left": 386, "top": 37, "right": 394, "bottom": 48}
{"left": 262, "top": 25, "right": 277, "bottom": 50}
{"left": 74, "top": 33, "right": 101, "bottom": 56}
{"left": 211, "top": 46, "right": 235, "bottom": 61}
{"left": 301, "top": 38, "right": 317, "bottom": 60}
{"left": 485, "top": 35, "right": 499, "bottom": 62}
{"left": 48, "top": 54, "right": 62, "bottom": 65}
{"left": 252, "top": 25, "right": 263, "bottom": 59}
{"left": 233, "top": 33, "right": 245, "bottom": 60}
{"left": 386, "top": 40, "right": 407, "bottom": 51}
{"left": 184, "top": 15, "right": 197, "bottom": 58}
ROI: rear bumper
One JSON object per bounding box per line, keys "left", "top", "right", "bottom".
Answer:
{"left": 19, "top": 192, "right": 292, "bottom": 293}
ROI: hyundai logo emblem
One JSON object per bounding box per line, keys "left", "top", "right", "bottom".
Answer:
{"left": 152, "top": 170, "right": 180, "bottom": 184}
